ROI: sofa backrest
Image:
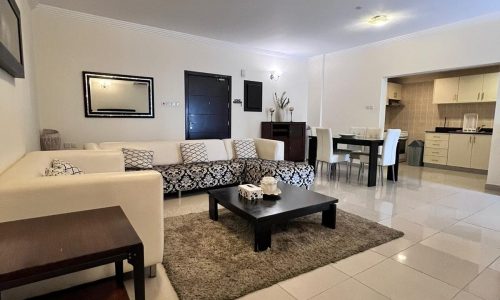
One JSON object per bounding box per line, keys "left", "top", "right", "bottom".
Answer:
{"left": 96, "top": 140, "right": 229, "bottom": 165}
{"left": 0, "top": 150, "right": 125, "bottom": 184}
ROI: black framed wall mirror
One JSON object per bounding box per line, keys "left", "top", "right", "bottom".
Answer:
{"left": 82, "top": 71, "right": 154, "bottom": 118}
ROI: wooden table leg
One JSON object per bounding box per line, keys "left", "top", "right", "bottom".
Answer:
{"left": 128, "top": 245, "right": 145, "bottom": 300}
{"left": 209, "top": 196, "right": 218, "bottom": 221}
{"left": 321, "top": 204, "right": 336, "bottom": 229}
{"left": 367, "top": 143, "right": 378, "bottom": 187}
{"left": 115, "top": 260, "right": 124, "bottom": 287}
{"left": 254, "top": 223, "right": 272, "bottom": 252}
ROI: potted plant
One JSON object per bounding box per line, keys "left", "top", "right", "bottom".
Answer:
{"left": 274, "top": 92, "right": 290, "bottom": 122}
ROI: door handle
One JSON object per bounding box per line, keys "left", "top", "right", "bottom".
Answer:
{"left": 469, "top": 136, "right": 472, "bottom": 144}
{"left": 477, "top": 92, "right": 480, "bottom": 100}
{"left": 481, "top": 92, "right": 484, "bottom": 100}
{"left": 473, "top": 136, "right": 476, "bottom": 144}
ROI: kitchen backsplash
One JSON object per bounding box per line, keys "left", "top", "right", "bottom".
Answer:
{"left": 385, "top": 81, "right": 496, "bottom": 142}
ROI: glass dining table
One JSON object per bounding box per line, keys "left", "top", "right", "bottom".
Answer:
{"left": 308, "top": 136, "right": 400, "bottom": 187}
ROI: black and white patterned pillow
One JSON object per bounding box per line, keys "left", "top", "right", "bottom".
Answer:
{"left": 233, "top": 139, "right": 258, "bottom": 159}
{"left": 122, "top": 148, "right": 154, "bottom": 169}
{"left": 180, "top": 143, "right": 209, "bottom": 164}
{"left": 45, "top": 159, "right": 84, "bottom": 176}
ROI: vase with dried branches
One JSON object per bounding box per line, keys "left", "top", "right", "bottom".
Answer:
{"left": 274, "top": 91, "right": 290, "bottom": 122}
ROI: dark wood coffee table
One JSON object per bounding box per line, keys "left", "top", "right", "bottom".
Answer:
{"left": 208, "top": 182, "right": 338, "bottom": 252}
{"left": 0, "top": 207, "right": 145, "bottom": 300}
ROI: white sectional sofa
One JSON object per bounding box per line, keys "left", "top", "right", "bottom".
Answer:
{"left": 0, "top": 150, "right": 164, "bottom": 298}
{"left": 85, "top": 138, "right": 315, "bottom": 193}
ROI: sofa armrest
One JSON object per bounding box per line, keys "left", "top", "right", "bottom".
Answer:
{"left": 254, "top": 138, "right": 285, "bottom": 160}
{"left": 0, "top": 171, "right": 164, "bottom": 268}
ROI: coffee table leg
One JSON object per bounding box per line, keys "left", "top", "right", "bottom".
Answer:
{"left": 209, "top": 195, "right": 218, "bottom": 221}
{"left": 254, "top": 223, "right": 272, "bottom": 252}
{"left": 128, "top": 244, "right": 145, "bottom": 300}
{"left": 322, "top": 204, "right": 337, "bottom": 229}
{"left": 115, "top": 260, "right": 124, "bottom": 286}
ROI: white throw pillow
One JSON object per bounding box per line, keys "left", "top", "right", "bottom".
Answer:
{"left": 122, "top": 148, "right": 154, "bottom": 169}
{"left": 233, "top": 139, "right": 258, "bottom": 159}
{"left": 45, "top": 159, "right": 84, "bottom": 176}
{"left": 180, "top": 143, "right": 209, "bottom": 164}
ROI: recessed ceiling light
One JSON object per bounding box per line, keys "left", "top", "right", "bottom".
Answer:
{"left": 368, "top": 15, "right": 389, "bottom": 26}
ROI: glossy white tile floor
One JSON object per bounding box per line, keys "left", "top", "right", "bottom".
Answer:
{"left": 127, "top": 164, "right": 500, "bottom": 300}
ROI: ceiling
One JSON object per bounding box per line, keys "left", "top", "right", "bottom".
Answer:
{"left": 37, "top": 0, "right": 500, "bottom": 57}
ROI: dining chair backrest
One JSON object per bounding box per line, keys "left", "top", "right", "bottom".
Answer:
{"left": 350, "top": 127, "right": 367, "bottom": 138}
{"left": 316, "top": 128, "right": 333, "bottom": 162}
{"left": 310, "top": 127, "right": 318, "bottom": 136}
{"left": 381, "top": 129, "right": 401, "bottom": 166}
{"left": 348, "top": 127, "right": 367, "bottom": 151}
{"left": 366, "top": 127, "right": 383, "bottom": 139}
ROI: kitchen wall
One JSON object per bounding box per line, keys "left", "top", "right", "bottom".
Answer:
{"left": 0, "top": 0, "right": 40, "bottom": 174}
{"left": 385, "top": 81, "right": 496, "bottom": 142}
{"left": 32, "top": 5, "right": 308, "bottom": 146}
{"left": 308, "top": 12, "right": 500, "bottom": 187}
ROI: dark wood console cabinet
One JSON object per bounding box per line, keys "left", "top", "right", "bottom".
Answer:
{"left": 261, "top": 122, "right": 306, "bottom": 162}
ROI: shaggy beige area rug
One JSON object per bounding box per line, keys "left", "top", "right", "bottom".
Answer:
{"left": 163, "top": 209, "right": 403, "bottom": 300}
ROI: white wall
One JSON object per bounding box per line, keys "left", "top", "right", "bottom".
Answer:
{"left": 32, "top": 6, "right": 308, "bottom": 146}
{"left": 0, "top": 0, "right": 39, "bottom": 174}
{"left": 308, "top": 13, "right": 500, "bottom": 186}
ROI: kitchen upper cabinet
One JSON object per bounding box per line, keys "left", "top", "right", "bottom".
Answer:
{"left": 447, "top": 134, "right": 472, "bottom": 168}
{"left": 433, "top": 77, "right": 459, "bottom": 104}
{"left": 447, "top": 134, "right": 492, "bottom": 170}
{"left": 470, "top": 135, "right": 492, "bottom": 170}
{"left": 387, "top": 82, "right": 402, "bottom": 100}
{"left": 433, "top": 72, "right": 499, "bottom": 104}
{"left": 482, "top": 72, "right": 499, "bottom": 102}
{"left": 458, "top": 74, "right": 484, "bottom": 102}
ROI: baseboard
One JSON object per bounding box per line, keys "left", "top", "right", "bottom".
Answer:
{"left": 424, "top": 163, "right": 488, "bottom": 175}
{"left": 485, "top": 184, "right": 500, "bottom": 193}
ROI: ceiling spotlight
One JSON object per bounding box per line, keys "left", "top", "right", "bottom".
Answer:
{"left": 368, "top": 15, "right": 389, "bottom": 26}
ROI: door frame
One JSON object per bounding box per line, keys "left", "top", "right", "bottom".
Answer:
{"left": 184, "top": 70, "right": 232, "bottom": 140}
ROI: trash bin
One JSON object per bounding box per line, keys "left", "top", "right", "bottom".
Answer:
{"left": 407, "top": 140, "right": 424, "bottom": 166}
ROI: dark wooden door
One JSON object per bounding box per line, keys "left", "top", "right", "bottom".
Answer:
{"left": 185, "top": 71, "right": 231, "bottom": 139}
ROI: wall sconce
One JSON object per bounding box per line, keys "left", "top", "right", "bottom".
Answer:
{"left": 270, "top": 71, "right": 281, "bottom": 81}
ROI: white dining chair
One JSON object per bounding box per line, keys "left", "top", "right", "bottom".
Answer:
{"left": 358, "top": 129, "right": 401, "bottom": 185}
{"left": 347, "top": 127, "right": 367, "bottom": 180}
{"left": 316, "top": 128, "right": 350, "bottom": 180}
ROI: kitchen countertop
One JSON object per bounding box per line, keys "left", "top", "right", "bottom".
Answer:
{"left": 426, "top": 131, "right": 492, "bottom": 135}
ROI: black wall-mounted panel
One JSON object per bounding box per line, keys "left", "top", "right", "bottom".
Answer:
{"left": 244, "top": 80, "right": 262, "bottom": 112}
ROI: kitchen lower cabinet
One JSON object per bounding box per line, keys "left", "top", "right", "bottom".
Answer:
{"left": 424, "top": 133, "right": 449, "bottom": 165}
{"left": 447, "top": 134, "right": 491, "bottom": 170}
{"left": 470, "top": 135, "right": 492, "bottom": 169}
{"left": 447, "top": 134, "right": 472, "bottom": 168}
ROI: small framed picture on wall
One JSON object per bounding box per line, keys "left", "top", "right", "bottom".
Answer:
{"left": 0, "top": 0, "right": 24, "bottom": 78}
